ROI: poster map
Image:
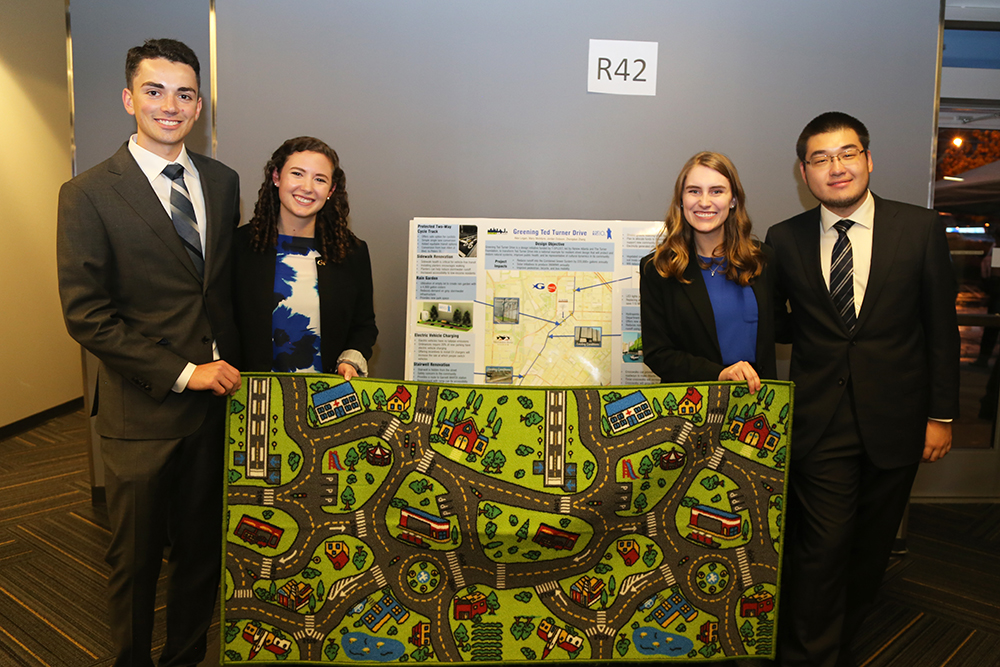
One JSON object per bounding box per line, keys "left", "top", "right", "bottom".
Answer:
{"left": 404, "top": 218, "right": 663, "bottom": 386}
{"left": 222, "top": 375, "right": 791, "bottom": 664}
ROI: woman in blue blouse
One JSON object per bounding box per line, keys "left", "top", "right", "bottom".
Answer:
{"left": 235, "top": 137, "right": 378, "bottom": 377}
{"left": 639, "top": 151, "right": 777, "bottom": 391}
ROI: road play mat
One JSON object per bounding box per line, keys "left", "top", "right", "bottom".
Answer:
{"left": 222, "top": 375, "right": 791, "bottom": 663}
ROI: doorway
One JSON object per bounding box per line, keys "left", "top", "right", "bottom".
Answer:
{"left": 915, "top": 99, "right": 1000, "bottom": 498}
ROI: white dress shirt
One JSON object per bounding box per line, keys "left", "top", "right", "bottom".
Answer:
{"left": 128, "top": 136, "right": 216, "bottom": 391}
{"left": 819, "top": 191, "right": 948, "bottom": 424}
{"left": 128, "top": 136, "right": 208, "bottom": 254}
{"left": 819, "top": 190, "right": 875, "bottom": 319}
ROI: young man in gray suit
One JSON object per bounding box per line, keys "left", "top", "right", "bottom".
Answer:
{"left": 766, "top": 112, "right": 959, "bottom": 667}
{"left": 57, "top": 39, "right": 241, "bottom": 666}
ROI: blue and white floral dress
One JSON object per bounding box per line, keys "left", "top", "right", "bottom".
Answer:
{"left": 272, "top": 234, "right": 323, "bottom": 372}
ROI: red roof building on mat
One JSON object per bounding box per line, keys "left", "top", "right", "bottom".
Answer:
{"left": 387, "top": 385, "right": 412, "bottom": 412}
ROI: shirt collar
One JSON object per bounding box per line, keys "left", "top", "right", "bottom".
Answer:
{"left": 820, "top": 189, "right": 874, "bottom": 232}
{"left": 128, "top": 134, "right": 198, "bottom": 183}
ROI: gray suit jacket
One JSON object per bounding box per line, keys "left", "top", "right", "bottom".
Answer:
{"left": 57, "top": 142, "right": 240, "bottom": 439}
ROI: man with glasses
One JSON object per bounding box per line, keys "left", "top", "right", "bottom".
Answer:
{"left": 766, "top": 112, "right": 959, "bottom": 667}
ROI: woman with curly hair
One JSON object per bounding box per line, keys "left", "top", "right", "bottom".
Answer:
{"left": 639, "top": 151, "right": 778, "bottom": 392}
{"left": 234, "top": 136, "right": 377, "bottom": 377}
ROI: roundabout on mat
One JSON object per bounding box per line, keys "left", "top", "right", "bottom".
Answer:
{"left": 696, "top": 560, "right": 731, "bottom": 595}
{"left": 406, "top": 560, "right": 442, "bottom": 594}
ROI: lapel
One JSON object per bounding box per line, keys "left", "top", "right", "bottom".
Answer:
{"left": 791, "top": 205, "right": 850, "bottom": 334}
{"left": 108, "top": 143, "right": 202, "bottom": 282}
{"left": 749, "top": 268, "right": 766, "bottom": 313}
{"left": 191, "top": 152, "right": 222, "bottom": 288}
{"left": 855, "top": 194, "right": 902, "bottom": 332}
{"left": 680, "top": 258, "right": 722, "bottom": 357}
{"left": 250, "top": 237, "right": 279, "bottom": 309}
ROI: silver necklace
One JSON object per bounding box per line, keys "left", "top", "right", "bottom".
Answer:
{"left": 699, "top": 254, "right": 725, "bottom": 277}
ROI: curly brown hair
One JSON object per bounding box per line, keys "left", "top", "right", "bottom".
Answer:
{"left": 248, "top": 136, "right": 357, "bottom": 262}
{"left": 649, "top": 151, "right": 765, "bottom": 286}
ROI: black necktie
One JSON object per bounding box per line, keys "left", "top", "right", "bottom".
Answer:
{"left": 830, "top": 219, "right": 856, "bottom": 332}
{"left": 162, "top": 163, "right": 204, "bottom": 276}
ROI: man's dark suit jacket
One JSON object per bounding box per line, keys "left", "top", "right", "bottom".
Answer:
{"left": 57, "top": 142, "right": 241, "bottom": 439}
{"left": 765, "top": 194, "right": 959, "bottom": 468}
{"left": 233, "top": 225, "right": 378, "bottom": 373}
{"left": 639, "top": 243, "right": 779, "bottom": 384}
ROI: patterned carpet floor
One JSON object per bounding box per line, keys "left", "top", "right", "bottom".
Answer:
{"left": 1, "top": 408, "right": 998, "bottom": 666}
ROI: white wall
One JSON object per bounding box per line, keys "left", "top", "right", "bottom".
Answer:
{"left": 0, "top": 0, "right": 82, "bottom": 427}
{"left": 941, "top": 67, "right": 1000, "bottom": 101}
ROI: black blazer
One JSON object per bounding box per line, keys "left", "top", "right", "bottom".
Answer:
{"left": 233, "top": 225, "right": 378, "bottom": 373}
{"left": 57, "top": 142, "right": 240, "bottom": 438}
{"left": 765, "top": 194, "right": 960, "bottom": 467}
{"left": 639, "top": 243, "right": 778, "bottom": 384}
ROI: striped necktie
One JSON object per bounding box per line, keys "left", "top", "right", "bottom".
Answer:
{"left": 830, "top": 219, "right": 856, "bottom": 332}
{"left": 162, "top": 163, "right": 204, "bottom": 277}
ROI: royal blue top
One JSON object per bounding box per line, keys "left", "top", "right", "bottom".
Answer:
{"left": 698, "top": 257, "right": 757, "bottom": 366}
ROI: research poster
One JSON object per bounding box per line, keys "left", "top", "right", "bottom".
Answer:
{"left": 404, "top": 218, "right": 664, "bottom": 386}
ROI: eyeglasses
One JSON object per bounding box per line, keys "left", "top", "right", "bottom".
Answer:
{"left": 804, "top": 148, "right": 866, "bottom": 168}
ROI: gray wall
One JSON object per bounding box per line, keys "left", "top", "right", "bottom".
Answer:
{"left": 215, "top": 0, "right": 942, "bottom": 380}
{"left": 71, "top": 0, "right": 944, "bottom": 381}
{"left": 68, "top": 0, "right": 211, "bottom": 484}
{"left": 70, "top": 0, "right": 211, "bottom": 172}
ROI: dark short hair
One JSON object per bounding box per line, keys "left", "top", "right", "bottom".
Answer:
{"left": 125, "top": 38, "right": 200, "bottom": 91}
{"left": 796, "top": 111, "right": 869, "bottom": 162}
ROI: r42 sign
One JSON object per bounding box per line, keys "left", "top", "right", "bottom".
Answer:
{"left": 596, "top": 57, "right": 648, "bottom": 83}
{"left": 588, "top": 39, "right": 658, "bottom": 97}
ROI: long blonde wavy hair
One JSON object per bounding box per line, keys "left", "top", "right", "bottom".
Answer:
{"left": 649, "top": 151, "right": 765, "bottom": 286}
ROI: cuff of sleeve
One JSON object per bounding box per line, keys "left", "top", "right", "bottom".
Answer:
{"left": 337, "top": 349, "right": 369, "bottom": 377}
{"left": 173, "top": 363, "right": 196, "bottom": 393}
{"left": 928, "top": 417, "right": 952, "bottom": 423}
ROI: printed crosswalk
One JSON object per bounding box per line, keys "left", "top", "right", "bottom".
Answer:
{"left": 446, "top": 551, "right": 466, "bottom": 589}
{"left": 645, "top": 512, "right": 658, "bottom": 536}
{"left": 736, "top": 546, "right": 753, "bottom": 588}
{"left": 659, "top": 562, "right": 676, "bottom": 587}
{"left": 708, "top": 447, "right": 725, "bottom": 470}
{"left": 417, "top": 450, "right": 435, "bottom": 474}
{"left": 674, "top": 420, "right": 694, "bottom": 443}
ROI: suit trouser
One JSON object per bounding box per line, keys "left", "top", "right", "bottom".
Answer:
{"left": 778, "top": 387, "right": 919, "bottom": 667}
{"left": 101, "top": 400, "right": 225, "bottom": 667}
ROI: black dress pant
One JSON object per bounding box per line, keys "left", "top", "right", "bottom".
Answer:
{"left": 778, "top": 388, "right": 919, "bottom": 667}
{"left": 101, "top": 401, "right": 225, "bottom": 667}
